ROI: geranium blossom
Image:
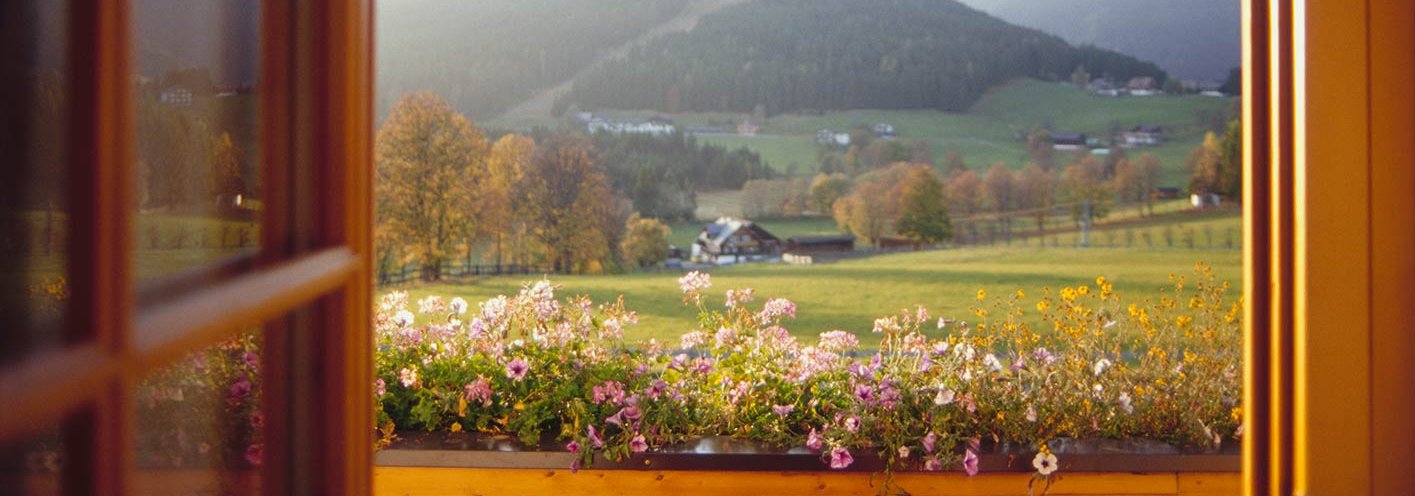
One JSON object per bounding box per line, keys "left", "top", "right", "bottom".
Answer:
{"left": 757, "top": 298, "right": 797, "bottom": 323}
{"left": 818, "top": 330, "right": 858, "bottom": 352}
{"left": 677, "top": 271, "right": 711, "bottom": 296}
{"left": 464, "top": 375, "right": 493, "bottom": 406}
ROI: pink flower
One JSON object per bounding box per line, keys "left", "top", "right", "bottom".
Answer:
{"left": 398, "top": 367, "right": 418, "bottom": 388}
{"left": 587, "top": 425, "right": 604, "bottom": 448}
{"left": 922, "top": 432, "right": 937, "bottom": 454}
{"left": 505, "top": 358, "right": 529, "bottom": 381}
{"left": 772, "top": 404, "right": 795, "bottom": 417}
{"left": 464, "top": 375, "right": 493, "bottom": 406}
{"left": 818, "top": 331, "right": 859, "bottom": 352}
{"left": 242, "top": 351, "right": 259, "bottom": 369}
{"left": 678, "top": 271, "right": 711, "bottom": 296}
{"left": 923, "top": 458, "right": 943, "bottom": 471}
{"left": 566, "top": 441, "right": 580, "bottom": 453}
{"left": 592, "top": 381, "right": 626, "bottom": 405}
{"left": 963, "top": 449, "right": 979, "bottom": 476}
{"left": 374, "top": 378, "right": 386, "bottom": 397}
{"left": 806, "top": 428, "right": 824, "bottom": 451}
{"left": 725, "top": 288, "right": 755, "bottom": 308}
{"left": 228, "top": 376, "right": 253, "bottom": 405}
{"left": 842, "top": 415, "right": 860, "bottom": 433}
{"left": 244, "top": 443, "right": 263, "bottom": 466}
{"left": 630, "top": 434, "right": 648, "bottom": 453}
{"left": 758, "top": 298, "right": 797, "bottom": 323}
{"left": 829, "top": 448, "right": 854, "bottom": 469}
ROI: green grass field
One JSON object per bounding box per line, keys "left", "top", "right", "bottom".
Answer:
{"left": 395, "top": 215, "right": 1242, "bottom": 347}
{"left": 502, "top": 79, "right": 1235, "bottom": 187}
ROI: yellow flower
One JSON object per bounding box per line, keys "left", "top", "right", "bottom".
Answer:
{"left": 1231, "top": 407, "right": 1243, "bottom": 422}
{"left": 1077, "top": 285, "right": 1090, "bottom": 296}
{"left": 450, "top": 422, "right": 463, "bottom": 433}
{"left": 1016, "top": 289, "right": 1026, "bottom": 299}
{"left": 1036, "top": 300, "right": 1051, "bottom": 312}
{"left": 514, "top": 401, "right": 526, "bottom": 411}
{"left": 976, "top": 289, "right": 987, "bottom": 301}
{"left": 1096, "top": 276, "right": 1107, "bottom": 286}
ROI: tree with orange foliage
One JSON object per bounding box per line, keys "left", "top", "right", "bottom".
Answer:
{"left": 374, "top": 92, "right": 489, "bottom": 281}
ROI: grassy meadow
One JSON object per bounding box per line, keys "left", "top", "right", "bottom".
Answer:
{"left": 394, "top": 225, "right": 1242, "bottom": 348}
{"left": 494, "top": 79, "right": 1236, "bottom": 188}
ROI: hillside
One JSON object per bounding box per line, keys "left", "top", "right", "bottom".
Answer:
{"left": 956, "top": 0, "right": 1240, "bottom": 81}
{"left": 375, "top": 0, "right": 689, "bottom": 119}
{"left": 555, "top": 0, "right": 1167, "bottom": 115}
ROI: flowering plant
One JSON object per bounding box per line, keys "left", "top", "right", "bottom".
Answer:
{"left": 374, "top": 263, "right": 1241, "bottom": 493}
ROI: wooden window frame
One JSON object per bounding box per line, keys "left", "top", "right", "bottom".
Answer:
{"left": 2, "top": 0, "right": 1412, "bottom": 495}
{"left": 0, "top": 1, "right": 374, "bottom": 495}
{"left": 1244, "top": 0, "right": 1415, "bottom": 495}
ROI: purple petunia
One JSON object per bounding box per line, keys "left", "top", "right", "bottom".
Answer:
{"left": 829, "top": 448, "right": 854, "bottom": 469}
{"left": 505, "top": 358, "right": 529, "bottom": 381}
{"left": 963, "top": 449, "right": 979, "bottom": 476}
{"left": 587, "top": 425, "right": 604, "bottom": 448}
{"left": 806, "top": 428, "right": 823, "bottom": 451}
{"left": 922, "top": 431, "right": 937, "bottom": 454}
{"left": 566, "top": 441, "right": 580, "bottom": 454}
{"left": 630, "top": 434, "right": 648, "bottom": 453}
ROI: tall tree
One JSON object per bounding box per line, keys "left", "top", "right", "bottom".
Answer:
{"left": 895, "top": 167, "right": 953, "bottom": 244}
{"left": 832, "top": 163, "right": 916, "bottom": 247}
{"left": 1187, "top": 131, "right": 1224, "bottom": 196}
{"left": 374, "top": 92, "right": 489, "bottom": 281}
{"left": 1061, "top": 155, "right": 1113, "bottom": 246}
{"left": 1026, "top": 127, "right": 1055, "bottom": 169}
{"left": 620, "top": 214, "right": 671, "bottom": 268}
{"left": 517, "top": 133, "right": 616, "bottom": 273}
{"left": 1017, "top": 162, "right": 1059, "bottom": 233}
{"left": 808, "top": 173, "right": 852, "bottom": 213}
{"left": 208, "top": 132, "right": 247, "bottom": 205}
{"left": 982, "top": 162, "right": 1017, "bottom": 237}
{"left": 484, "top": 134, "right": 536, "bottom": 266}
{"left": 946, "top": 169, "right": 984, "bottom": 218}
{"left": 1218, "top": 118, "right": 1243, "bottom": 201}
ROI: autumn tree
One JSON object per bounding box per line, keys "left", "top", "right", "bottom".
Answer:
{"left": 1060, "top": 155, "right": 1113, "bottom": 246}
{"left": 208, "top": 132, "right": 247, "bottom": 205}
{"left": 517, "top": 133, "right": 617, "bottom": 273}
{"left": 982, "top": 162, "right": 1017, "bottom": 237}
{"left": 946, "top": 169, "right": 984, "bottom": 218}
{"left": 832, "top": 163, "right": 916, "bottom": 247}
{"left": 1016, "top": 162, "right": 1059, "bottom": 233}
{"left": 895, "top": 167, "right": 952, "bottom": 244}
{"left": 808, "top": 173, "right": 852, "bottom": 213}
{"left": 941, "top": 151, "right": 968, "bottom": 177}
{"left": 1187, "top": 131, "right": 1223, "bottom": 196}
{"left": 138, "top": 103, "right": 211, "bottom": 208}
{"left": 1218, "top": 118, "right": 1243, "bottom": 201}
{"left": 374, "top": 92, "right": 489, "bottom": 281}
{"left": 620, "top": 214, "right": 671, "bottom": 268}
{"left": 1134, "top": 153, "right": 1162, "bottom": 216}
{"left": 1112, "top": 157, "right": 1143, "bottom": 206}
{"left": 1026, "top": 127, "right": 1055, "bottom": 169}
{"left": 484, "top": 134, "right": 536, "bottom": 266}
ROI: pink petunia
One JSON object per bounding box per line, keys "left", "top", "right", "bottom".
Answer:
{"left": 829, "top": 448, "right": 854, "bottom": 469}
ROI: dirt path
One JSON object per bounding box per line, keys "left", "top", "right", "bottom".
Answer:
{"left": 496, "top": 0, "right": 752, "bottom": 122}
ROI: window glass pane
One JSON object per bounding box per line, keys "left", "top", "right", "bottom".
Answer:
{"left": 133, "top": 0, "right": 262, "bottom": 284}
{"left": 0, "top": 424, "right": 65, "bottom": 496}
{"left": 134, "top": 331, "right": 262, "bottom": 495}
{"left": 0, "top": 0, "right": 70, "bottom": 367}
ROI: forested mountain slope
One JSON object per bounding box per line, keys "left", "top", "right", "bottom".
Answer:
{"left": 556, "top": 0, "right": 1167, "bottom": 115}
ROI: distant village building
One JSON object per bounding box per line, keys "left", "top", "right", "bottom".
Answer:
{"left": 873, "top": 123, "right": 896, "bottom": 138}
{"left": 816, "top": 129, "right": 851, "bottom": 147}
{"left": 585, "top": 115, "right": 677, "bottom": 136}
{"left": 1051, "top": 132, "right": 1089, "bottom": 151}
{"left": 1089, "top": 78, "right": 1122, "bottom": 97}
{"left": 1127, "top": 77, "right": 1158, "bottom": 91}
{"left": 156, "top": 68, "right": 217, "bottom": 107}
{"left": 1119, "top": 125, "right": 1166, "bottom": 147}
{"left": 1154, "top": 187, "right": 1183, "bottom": 200}
{"left": 1191, "top": 193, "right": 1223, "bottom": 208}
{"left": 785, "top": 235, "right": 855, "bottom": 255}
{"left": 692, "top": 217, "right": 782, "bottom": 265}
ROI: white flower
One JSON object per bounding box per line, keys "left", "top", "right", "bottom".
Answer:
{"left": 393, "top": 310, "right": 415, "bottom": 328}
{"left": 898, "top": 446, "right": 911, "bottom": 459}
{"left": 1026, "top": 406, "right": 1038, "bottom": 422}
{"left": 934, "top": 388, "right": 956, "bottom": 406}
{"left": 449, "top": 297, "right": 468, "bottom": 315}
{"left": 1032, "top": 451, "right": 1059, "bottom": 476}
{"left": 1092, "top": 384, "right": 1104, "bottom": 395}
{"left": 1118, "top": 392, "right": 1134, "bottom": 414}
{"left": 1093, "top": 358, "right": 1113, "bottom": 376}
{"left": 982, "top": 354, "right": 1003, "bottom": 373}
